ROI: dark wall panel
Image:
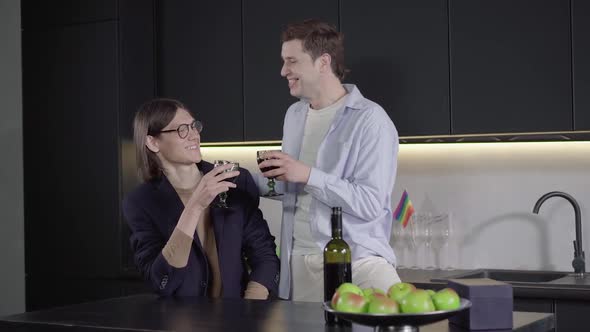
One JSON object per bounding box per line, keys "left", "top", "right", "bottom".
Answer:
{"left": 23, "top": 22, "right": 120, "bottom": 279}
{"left": 341, "top": 0, "right": 449, "bottom": 136}
{"left": 156, "top": 0, "right": 243, "bottom": 143}
{"left": 243, "top": 0, "right": 339, "bottom": 141}
{"left": 450, "top": 0, "right": 572, "bottom": 134}
{"left": 573, "top": 0, "right": 590, "bottom": 130}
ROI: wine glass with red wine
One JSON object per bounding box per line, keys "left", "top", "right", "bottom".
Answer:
{"left": 213, "top": 160, "right": 239, "bottom": 208}
{"left": 256, "top": 150, "right": 282, "bottom": 197}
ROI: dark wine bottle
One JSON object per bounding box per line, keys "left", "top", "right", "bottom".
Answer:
{"left": 324, "top": 207, "right": 352, "bottom": 325}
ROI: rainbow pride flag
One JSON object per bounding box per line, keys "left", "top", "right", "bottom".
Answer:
{"left": 394, "top": 190, "right": 414, "bottom": 228}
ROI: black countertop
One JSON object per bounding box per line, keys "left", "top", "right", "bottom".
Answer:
{"left": 398, "top": 268, "right": 590, "bottom": 301}
{"left": 0, "top": 294, "right": 553, "bottom": 332}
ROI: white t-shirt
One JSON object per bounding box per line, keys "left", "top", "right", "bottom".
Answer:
{"left": 292, "top": 95, "right": 347, "bottom": 255}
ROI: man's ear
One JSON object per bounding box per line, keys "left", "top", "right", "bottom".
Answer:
{"left": 146, "top": 135, "right": 159, "bottom": 153}
{"left": 319, "top": 53, "right": 332, "bottom": 72}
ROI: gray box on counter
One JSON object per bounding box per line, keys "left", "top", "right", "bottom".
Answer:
{"left": 448, "top": 278, "right": 513, "bottom": 330}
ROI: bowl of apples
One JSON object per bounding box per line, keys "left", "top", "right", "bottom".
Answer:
{"left": 324, "top": 282, "right": 471, "bottom": 332}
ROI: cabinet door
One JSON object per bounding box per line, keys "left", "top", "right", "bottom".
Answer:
{"left": 119, "top": 0, "right": 155, "bottom": 141}
{"left": 242, "top": 0, "right": 339, "bottom": 141}
{"left": 156, "top": 0, "right": 243, "bottom": 142}
{"left": 21, "top": 0, "right": 117, "bottom": 27}
{"left": 555, "top": 300, "right": 590, "bottom": 331}
{"left": 22, "top": 22, "right": 120, "bottom": 279}
{"left": 119, "top": 0, "right": 156, "bottom": 273}
{"left": 513, "top": 298, "right": 554, "bottom": 313}
{"left": 573, "top": 0, "right": 590, "bottom": 130}
{"left": 450, "top": 0, "right": 572, "bottom": 134}
{"left": 341, "top": 0, "right": 450, "bottom": 136}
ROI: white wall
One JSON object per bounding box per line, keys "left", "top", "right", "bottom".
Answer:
{"left": 202, "top": 141, "right": 590, "bottom": 273}
{"left": 0, "top": 0, "right": 25, "bottom": 316}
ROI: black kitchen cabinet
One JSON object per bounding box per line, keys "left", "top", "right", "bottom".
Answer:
{"left": 119, "top": 0, "right": 156, "bottom": 272}
{"left": 119, "top": 0, "right": 155, "bottom": 141}
{"left": 242, "top": 0, "right": 338, "bottom": 141}
{"left": 450, "top": 0, "right": 572, "bottom": 134}
{"left": 340, "top": 0, "right": 450, "bottom": 136}
{"left": 21, "top": 0, "right": 118, "bottom": 27}
{"left": 555, "top": 300, "right": 590, "bottom": 331}
{"left": 514, "top": 298, "right": 554, "bottom": 314}
{"left": 25, "top": 277, "right": 150, "bottom": 312}
{"left": 22, "top": 1, "right": 157, "bottom": 310}
{"left": 573, "top": 0, "right": 590, "bottom": 130}
{"left": 22, "top": 22, "right": 120, "bottom": 282}
{"left": 155, "top": 0, "right": 243, "bottom": 143}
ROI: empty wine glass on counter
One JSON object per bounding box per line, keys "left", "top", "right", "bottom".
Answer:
{"left": 429, "top": 213, "right": 452, "bottom": 270}
{"left": 392, "top": 222, "right": 407, "bottom": 269}
{"left": 423, "top": 215, "right": 436, "bottom": 270}
{"left": 256, "top": 150, "right": 282, "bottom": 197}
{"left": 410, "top": 212, "right": 432, "bottom": 269}
{"left": 407, "top": 217, "right": 420, "bottom": 269}
{"left": 212, "top": 160, "right": 239, "bottom": 209}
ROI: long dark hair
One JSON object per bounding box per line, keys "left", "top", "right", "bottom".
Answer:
{"left": 133, "top": 98, "right": 194, "bottom": 182}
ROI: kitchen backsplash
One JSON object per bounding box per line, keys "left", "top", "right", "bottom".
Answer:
{"left": 201, "top": 142, "right": 590, "bottom": 272}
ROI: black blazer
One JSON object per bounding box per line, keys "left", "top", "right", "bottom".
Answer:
{"left": 122, "top": 161, "right": 279, "bottom": 298}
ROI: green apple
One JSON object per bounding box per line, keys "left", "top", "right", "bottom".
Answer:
{"left": 335, "top": 292, "right": 369, "bottom": 313}
{"left": 387, "top": 282, "right": 416, "bottom": 303}
{"left": 362, "top": 287, "right": 386, "bottom": 301}
{"left": 426, "top": 289, "right": 436, "bottom": 297}
{"left": 432, "top": 288, "right": 461, "bottom": 311}
{"left": 337, "top": 283, "right": 364, "bottom": 296}
{"left": 331, "top": 282, "right": 364, "bottom": 308}
{"left": 367, "top": 296, "right": 399, "bottom": 314}
{"left": 400, "top": 289, "right": 436, "bottom": 313}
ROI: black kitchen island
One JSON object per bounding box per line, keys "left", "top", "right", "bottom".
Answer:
{"left": 0, "top": 294, "right": 553, "bottom": 332}
{"left": 398, "top": 268, "right": 590, "bottom": 331}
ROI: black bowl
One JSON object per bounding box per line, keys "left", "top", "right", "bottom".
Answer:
{"left": 323, "top": 298, "right": 471, "bottom": 328}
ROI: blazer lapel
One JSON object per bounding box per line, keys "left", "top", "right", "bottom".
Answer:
{"left": 198, "top": 161, "right": 226, "bottom": 259}
{"left": 154, "top": 176, "right": 185, "bottom": 238}
{"left": 155, "top": 173, "right": 208, "bottom": 253}
{"left": 209, "top": 206, "right": 226, "bottom": 264}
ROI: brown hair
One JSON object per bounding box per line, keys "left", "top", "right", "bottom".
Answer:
{"left": 133, "top": 98, "right": 193, "bottom": 182}
{"left": 281, "top": 19, "right": 348, "bottom": 80}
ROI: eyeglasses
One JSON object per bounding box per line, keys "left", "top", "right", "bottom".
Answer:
{"left": 156, "top": 120, "right": 203, "bottom": 139}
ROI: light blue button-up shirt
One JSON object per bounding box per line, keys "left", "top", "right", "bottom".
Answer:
{"left": 261, "top": 84, "right": 399, "bottom": 299}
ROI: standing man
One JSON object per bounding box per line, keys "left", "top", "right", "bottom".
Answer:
{"left": 259, "top": 19, "right": 401, "bottom": 301}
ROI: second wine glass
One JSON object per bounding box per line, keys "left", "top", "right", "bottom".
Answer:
{"left": 256, "top": 150, "right": 282, "bottom": 197}
{"left": 213, "top": 160, "right": 239, "bottom": 209}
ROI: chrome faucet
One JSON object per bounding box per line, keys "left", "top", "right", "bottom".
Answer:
{"left": 533, "top": 191, "right": 585, "bottom": 274}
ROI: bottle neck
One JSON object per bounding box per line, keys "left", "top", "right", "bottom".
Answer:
{"left": 331, "top": 216, "right": 342, "bottom": 239}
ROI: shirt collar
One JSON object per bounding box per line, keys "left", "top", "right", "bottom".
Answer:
{"left": 296, "top": 84, "right": 364, "bottom": 112}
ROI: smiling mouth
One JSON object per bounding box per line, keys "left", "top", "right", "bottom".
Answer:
{"left": 288, "top": 78, "right": 298, "bottom": 88}
{"left": 186, "top": 145, "right": 199, "bottom": 150}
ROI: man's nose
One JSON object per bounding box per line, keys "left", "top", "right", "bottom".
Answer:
{"left": 280, "top": 63, "right": 288, "bottom": 77}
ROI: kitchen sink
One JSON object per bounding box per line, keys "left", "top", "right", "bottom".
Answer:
{"left": 432, "top": 269, "right": 571, "bottom": 283}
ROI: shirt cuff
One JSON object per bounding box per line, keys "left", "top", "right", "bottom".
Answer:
{"left": 305, "top": 167, "right": 327, "bottom": 194}
{"left": 162, "top": 227, "right": 193, "bottom": 268}
{"left": 244, "top": 280, "right": 269, "bottom": 300}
